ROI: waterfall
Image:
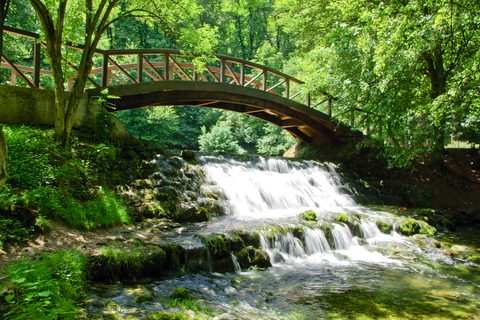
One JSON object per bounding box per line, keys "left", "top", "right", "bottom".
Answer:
{"left": 199, "top": 155, "right": 356, "bottom": 219}
{"left": 199, "top": 154, "right": 408, "bottom": 267}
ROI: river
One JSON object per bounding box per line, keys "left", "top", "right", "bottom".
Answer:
{"left": 86, "top": 154, "right": 480, "bottom": 319}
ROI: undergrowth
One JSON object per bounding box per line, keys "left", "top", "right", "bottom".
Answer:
{"left": 0, "top": 124, "right": 152, "bottom": 249}
{"left": 0, "top": 250, "right": 88, "bottom": 319}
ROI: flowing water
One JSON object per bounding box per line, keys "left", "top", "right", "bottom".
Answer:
{"left": 87, "top": 155, "right": 480, "bottom": 319}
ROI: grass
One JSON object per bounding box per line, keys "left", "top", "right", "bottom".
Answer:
{"left": 0, "top": 124, "right": 146, "bottom": 248}
{"left": 0, "top": 250, "right": 88, "bottom": 319}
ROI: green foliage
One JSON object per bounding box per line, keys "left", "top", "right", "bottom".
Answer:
{"left": 1, "top": 125, "right": 133, "bottom": 233}
{"left": 0, "top": 250, "right": 88, "bottom": 319}
{"left": 336, "top": 213, "right": 349, "bottom": 223}
{"left": 0, "top": 218, "right": 34, "bottom": 248}
{"left": 95, "top": 245, "right": 166, "bottom": 281}
{"left": 301, "top": 210, "right": 317, "bottom": 222}
{"left": 151, "top": 311, "right": 188, "bottom": 320}
{"left": 116, "top": 107, "right": 180, "bottom": 148}
{"left": 199, "top": 121, "right": 246, "bottom": 154}
{"left": 169, "top": 287, "right": 193, "bottom": 302}
{"left": 98, "top": 246, "right": 144, "bottom": 281}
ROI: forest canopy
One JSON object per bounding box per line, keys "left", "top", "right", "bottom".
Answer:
{"left": 1, "top": 0, "right": 479, "bottom": 162}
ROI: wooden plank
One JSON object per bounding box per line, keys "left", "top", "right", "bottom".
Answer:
{"left": 244, "top": 72, "right": 262, "bottom": 87}
{"left": 1, "top": 54, "right": 34, "bottom": 87}
{"left": 266, "top": 79, "right": 286, "bottom": 93}
{"left": 101, "top": 54, "right": 109, "bottom": 87}
{"left": 169, "top": 55, "right": 192, "bottom": 81}
{"left": 65, "top": 60, "right": 101, "bottom": 88}
{"left": 224, "top": 61, "right": 240, "bottom": 85}
{"left": 143, "top": 69, "right": 160, "bottom": 81}
{"left": 137, "top": 53, "right": 143, "bottom": 83}
{"left": 142, "top": 57, "right": 165, "bottom": 80}
{"left": 108, "top": 57, "right": 137, "bottom": 83}
{"left": 205, "top": 65, "right": 220, "bottom": 82}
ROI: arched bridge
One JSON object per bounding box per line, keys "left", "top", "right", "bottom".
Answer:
{"left": 1, "top": 26, "right": 362, "bottom": 143}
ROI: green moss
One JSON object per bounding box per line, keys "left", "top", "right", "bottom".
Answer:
{"left": 151, "top": 312, "right": 187, "bottom": 320}
{"left": 375, "top": 219, "right": 393, "bottom": 233}
{"left": 419, "top": 221, "right": 437, "bottom": 237}
{"left": 173, "top": 206, "right": 210, "bottom": 222}
{"left": 205, "top": 234, "right": 228, "bottom": 257}
{"left": 169, "top": 287, "right": 193, "bottom": 301}
{"left": 302, "top": 210, "right": 317, "bottom": 221}
{"left": 133, "top": 293, "right": 154, "bottom": 303}
{"left": 336, "top": 213, "right": 349, "bottom": 223}
{"left": 399, "top": 218, "right": 420, "bottom": 236}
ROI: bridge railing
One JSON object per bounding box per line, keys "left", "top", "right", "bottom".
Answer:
{"left": 1, "top": 26, "right": 339, "bottom": 120}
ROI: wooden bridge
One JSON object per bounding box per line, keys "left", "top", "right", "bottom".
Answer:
{"left": 1, "top": 26, "right": 362, "bottom": 143}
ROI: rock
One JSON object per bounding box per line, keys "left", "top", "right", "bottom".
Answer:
{"left": 336, "top": 213, "right": 349, "bottom": 223}
{"left": 301, "top": 210, "right": 317, "bottom": 221}
{"left": 397, "top": 218, "right": 420, "bottom": 236}
{"left": 23, "top": 247, "right": 35, "bottom": 256}
{"left": 132, "top": 293, "right": 154, "bottom": 303}
{"left": 375, "top": 219, "right": 393, "bottom": 233}
{"left": 181, "top": 150, "right": 196, "bottom": 160}
{"left": 451, "top": 245, "right": 469, "bottom": 253}
{"left": 173, "top": 205, "right": 210, "bottom": 222}
{"left": 213, "top": 313, "right": 238, "bottom": 320}
{"left": 169, "top": 287, "right": 192, "bottom": 301}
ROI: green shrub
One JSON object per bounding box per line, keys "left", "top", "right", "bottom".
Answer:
{"left": 0, "top": 250, "right": 88, "bottom": 319}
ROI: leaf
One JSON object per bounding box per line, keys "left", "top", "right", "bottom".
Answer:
{"left": 5, "top": 294, "right": 15, "bottom": 303}
{"left": 38, "top": 290, "right": 52, "bottom": 297}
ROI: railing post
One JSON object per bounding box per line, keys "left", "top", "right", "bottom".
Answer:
{"left": 137, "top": 53, "right": 143, "bottom": 83}
{"left": 220, "top": 59, "right": 225, "bottom": 83}
{"left": 101, "top": 53, "right": 109, "bottom": 87}
{"left": 33, "top": 41, "right": 41, "bottom": 88}
{"left": 164, "top": 53, "right": 170, "bottom": 80}
{"left": 193, "top": 64, "right": 197, "bottom": 81}
{"left": 306, "top": 93, "right": 311, "bottom": 107}
{"left": 328, "top": 98, "right": 332, "bottom": 117}
{"left": 262, "top": 69, "right": 267, "bottom": 91}
{"left": 285, "top": 79, "right": 290, "bottom": 99}
{"left": 350, "top": 110, "right": 355, "bottom": 127}
{"left": 240, "top": 62, "right": 245, "bottom": 86}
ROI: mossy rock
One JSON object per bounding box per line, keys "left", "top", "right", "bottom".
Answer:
{"left": 398, "top": 218, "right": 420, "bottom": 236}
{"left": 133, "top": 293, "right": 154, "bottom": 303}
{"left": 418, "top": 221, "right": 437, "bottom": 237}
{"left": 231, "top": 228, "right": 260, "bottom": 247}
{"left": 336, "top": 213, "right": 349, "bottom": 223}
{"left": 301, "top": 210, "right": 317, "bottom": 221}
{"left": 375, "top": 219, "right": 393, "bottom": 234}
{"left": 204, "top": 234, "right": 229, "bottom": 258}
{"left": 173, "top": 206, "right": 210, "bottom": 222}
{"left": 169, "top": 287, "right": 192, "bottom": 301}
{"left": 236, "top": 246, "right": 271, "bottom": 270}
{"left": 151, "top": 311, "right": 187, "bottom": 320}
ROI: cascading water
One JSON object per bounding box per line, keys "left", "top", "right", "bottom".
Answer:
{"left": 199, "top": 154, "right": 408, "bottom": 267}
{"left": 87, "top": 154, "right": 480, "bottom": 319}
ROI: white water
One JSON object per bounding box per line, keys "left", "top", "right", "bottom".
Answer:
{"left": 199, "top": 155, "right": 408, "bottom": 267}
{"left": 200, "top": 155, "right": 356, "bottom": 219}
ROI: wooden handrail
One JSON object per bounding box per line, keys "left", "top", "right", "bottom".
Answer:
{"left": 0, "top": 26, "right": 340, "bottom": 120}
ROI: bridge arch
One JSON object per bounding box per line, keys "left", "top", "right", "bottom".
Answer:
{"left": 88, "top": 81, "right": 356, "bottom": 143}
{"left": 1, "top": 26, "right": 362, "bottom": 143}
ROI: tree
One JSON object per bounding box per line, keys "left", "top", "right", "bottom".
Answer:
{"left": 278, "top": 0, "right": 480, "bottom": 165}
{"left": 27, "top": 0, "right": 214, "bottom": 147}
{"left": 116, "top": 106, "right": 180, "bottom": 148}
{"left": 0, "top": 0, "right": 10, "bottom": 59}
{"left": 0, "top": 125, "right": 7, "bottom": 190}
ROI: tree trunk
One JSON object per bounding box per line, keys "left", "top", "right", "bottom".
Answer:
{"left": 0, "top": 0, "right": 10, "bottom": 64}
{"left": 423, "top": 47, "right": 448, "bottom": 167}
{"left": 0, "top": 125, "right": 8, "bottom": 190}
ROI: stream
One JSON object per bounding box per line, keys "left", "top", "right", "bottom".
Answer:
{"left": 86, "top": 154, "right": 480, "bottom": 319}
